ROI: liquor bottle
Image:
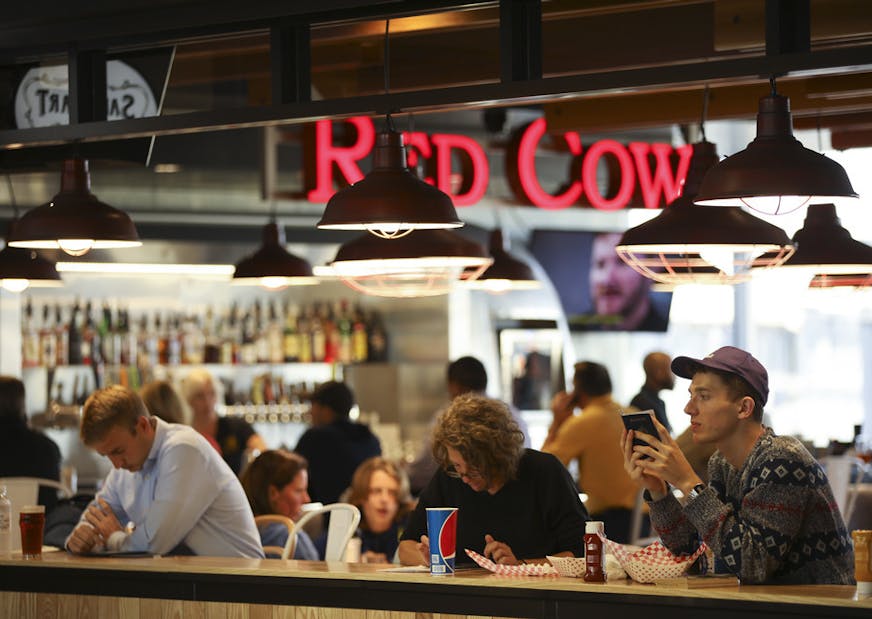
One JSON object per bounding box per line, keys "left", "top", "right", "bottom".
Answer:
{"left": 267, "top": 300, "right": 284, "bottom": 364}
{"left": 298, "top": 304, "right": 313, "bottom": 363}
{"left": 351, "top": 304, "right": 368, "bottom": 363}
{"left": 254, "top": 301, "right": 270, "bottom": 364}
{"left": 310, "top": 302, "right": 326, "bottom": 362}
{"left": 322, "top": 301, "right": 339, "bottom": 364}
{"left": 203, "top": 306, "right": 221, "bottom": 364}
{"left": 140, "top": 314, "right": 158, "bottom": 368}
{"left": 336, "top": 299, "right": 353, "bottom": 365}
{"left": 218, "top": 306, "right": 235, "bottom": 365}
{"left": 367, "top": 310, "right": 389, "bottom": 362}
{"left": 168, "top": 314, "right": 182, "bottom": 366}
{"left": 67, "top": 298, "right": 83, "bottom": 365}
{"left": 156, "top": 313, "right": 169, "bottom": 365}
{"left": 40, "top": 304, "right": 57, "bottom": 369}
{"left": 182, "top": 313, "right": 204, "bottom": 365}
{"left": 21, "top": 297, "right": 41, "bottom": 368}
{"left": 117, "top": 308, "right": 131, "bottom": 366}
{"left": 283, "top": 302, "right": 300, "bottom": 363}
{"left": 54, "top": 303, "right": 69, "bottom": 367}
{"left": 80, "top": 301, "right": 97, "bottom": 366}
{"left": 240, "top": 310, "right": 257, "bottom": 365}
{"left": 0, "top": 485, "right": 11, "bottom": 557}
{"left": 98, "top": 302, "right": 115, "bottom": 366}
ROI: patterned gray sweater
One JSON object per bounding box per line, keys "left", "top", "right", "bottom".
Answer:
{"left": 647, "top": 428, "right": 854, "bottom": 584}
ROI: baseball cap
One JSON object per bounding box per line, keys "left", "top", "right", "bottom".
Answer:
{"left": 671, "top": 346, "right": 769, "bottom": 406}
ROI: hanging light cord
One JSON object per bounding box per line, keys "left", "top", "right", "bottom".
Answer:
{"left": 383, "top": 18, "right": 396, "bottom": 132}
{"left": 700, "top": 85, "right": 710, "bottom": 141}
{"left": 5, "top": 174, "right": 19, "bottom": 219}
{"left": 769, "top": 75, "right": 778, "bottom": 96}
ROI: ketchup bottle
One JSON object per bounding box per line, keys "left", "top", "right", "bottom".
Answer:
{"left": 584, "top": 521, "right": 606, "bottom": 582}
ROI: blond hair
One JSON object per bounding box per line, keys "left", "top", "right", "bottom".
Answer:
{"left": 80, "top": 385, "right": 150, "bottom": 445}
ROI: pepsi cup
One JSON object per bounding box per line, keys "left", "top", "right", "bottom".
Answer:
{"left": 426, "top": 507, "right": 458, "bottom": 575}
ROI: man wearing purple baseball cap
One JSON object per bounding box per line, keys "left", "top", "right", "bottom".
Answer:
{"left": 620, "top": 346, "right": 854, "bottom": 585}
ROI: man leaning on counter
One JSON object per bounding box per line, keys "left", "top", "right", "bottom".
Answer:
{"left": 65, "top": 385, "right": 264, "bottom": 557}
{"left": 622, "top": 346, "right": 854, "bottom": 585}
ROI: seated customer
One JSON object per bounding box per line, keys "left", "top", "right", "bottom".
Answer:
{"left": 346, "top": 456, "right": 414, "bottom": 563}
{"left": 0, "top": 376, "right": 63, "bottom": 512}
{"left": 182, "top": 369, "right": 267, "bottom": 474}
{"left": 65, "top": 386, "right": 263, "bottom": 557}
{"left": 399, "top": 394, "right": 588, "bottom": 566}
{"left": 240, "top": 450, "right": 319, "bottom": 560}
{"left": 140, "top": 380, "right": 188, "bottom": 425}
{"left": 622, "top": 346, "right": 854, "bottom": 585}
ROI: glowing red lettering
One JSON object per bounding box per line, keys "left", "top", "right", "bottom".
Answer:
{"left": 431, "top": 133, "right": 489, "bottom": 206}
{"left": 629, "top": 142, "right": 694, "bottom": 208}
{"left": 306, "top": 116, "right": 375, "bottom": 202}
{"left": 514, "top": 118, "right": 583, "bottom": 210}
{"left": 582, "top": 140, "right": 635, "bottom": 211}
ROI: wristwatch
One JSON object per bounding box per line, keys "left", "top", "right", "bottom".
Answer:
{"left": 686, "top": 483, "right": 707, "bottom": 503}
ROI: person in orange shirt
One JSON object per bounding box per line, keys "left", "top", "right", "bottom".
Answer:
{"left": 542, "top": 361, "right": 640, "bottom": 542}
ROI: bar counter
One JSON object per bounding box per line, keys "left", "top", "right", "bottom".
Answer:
{"left": 1, "top": 550, "right": 869, "bottom": 619}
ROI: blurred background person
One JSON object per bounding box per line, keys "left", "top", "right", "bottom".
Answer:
{"left": 628, "top": 351, "right": 675, "bottom": 434}
{"left": 240, "top": 450, "right": 319, "bottom": 560}
{"left": 543, "top": 361, "right": 640, "bottom": 543}
{"left": 346, "top": 456, "right": 414, "bottom": 563}
{"left": 589, "top": 231, "right": 666, "bottom": 331}
{"left": 0, "top": 375, "right": 63, "bottom": 512}
{"left": 399, "top": 394, "right": 587, "bottom": 566}
{"left": 295, "top": 381, "right": 381, "bottom": 505}
{"left": 408, "top": 356, "right": 530, "bottom": 495}
{"left": 140, "top": 380, "right": 189, "bottom": 425}
{"left": 182, "top": 369, "right": 266, "bottom": 475}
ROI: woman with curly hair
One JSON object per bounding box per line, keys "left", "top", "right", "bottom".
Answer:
{"left": 346, "top": 457, "right": 414, "bottom": 563}
{"left": 398, "top": 394, "right": 588, "bottom": 566}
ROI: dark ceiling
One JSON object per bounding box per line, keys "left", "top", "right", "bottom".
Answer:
{"left": 0, "top": 0, "right": 871, "bottom": 241}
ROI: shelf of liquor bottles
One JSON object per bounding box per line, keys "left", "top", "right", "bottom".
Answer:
{"left": 19, "top": 296, "right": 391, "bottom": 423}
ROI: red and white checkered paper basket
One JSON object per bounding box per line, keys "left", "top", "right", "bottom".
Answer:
{"left": 603, "top": 537, "right": 707, "bottom": 583}
{"left": 465, "top": 548, "right": 558, "bottom": 576}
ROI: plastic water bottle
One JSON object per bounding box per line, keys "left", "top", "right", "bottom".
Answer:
{"left": 0, "top": 485, "right": 11, "bottom": 557}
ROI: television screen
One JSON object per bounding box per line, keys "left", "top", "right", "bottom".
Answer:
{"left": 529, "top": 229, "right": 672, "bottom": 332}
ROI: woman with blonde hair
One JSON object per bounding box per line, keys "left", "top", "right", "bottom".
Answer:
{"left": 346, "top": 457, "right": 414, "bottom": 563}
{"left": 139, "top": 380, "right": 189, "bottom": 425}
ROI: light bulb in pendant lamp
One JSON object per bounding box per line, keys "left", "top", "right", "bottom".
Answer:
{"left": 0, "top": 221, "right": 63, "bottom": 293}
{"left": 317, "top": 127, "right": 463, "bottom": 239}
{"left": 463, "top": 229, "right": 541, "bottom": 294}
{"left": 694, "top": 90, "right": 858, "bottom": 215}
{"left": 616, "top": 141, "right": 794, "bottom": 285}
{"left": 232, "top": 222, "right": 318, "bottom": 290}
{"left": 776, "top": 203, "right": 872, "bottom": 278}
{"left": 330, "top": 229, "right": 492, "bottom": 298}
{"left": 7, "top": 158, "right": 141, "bottom": 256}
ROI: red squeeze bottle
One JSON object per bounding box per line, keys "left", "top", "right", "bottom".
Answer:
{"left": 584, "top": 521, "right": 606, "bottom": 582}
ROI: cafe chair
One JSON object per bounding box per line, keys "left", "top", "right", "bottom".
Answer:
{"left": 253, "top": 514, "right": 298, "bottom": 560}
{"left": 0, "top": 477, "right": 74, "bottom": 551}
{"left": 294, "top": 503, "right": 361, "bottom": 561}
{"left": 819, "top": 455, "right": 868, "bottom": 527}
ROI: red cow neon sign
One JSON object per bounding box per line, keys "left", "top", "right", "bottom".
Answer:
{"left": 306, "top": 116, "right": 692, "bottom": 210}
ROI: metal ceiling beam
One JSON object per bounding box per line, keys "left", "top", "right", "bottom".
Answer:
{"left": 2, "top": 42, "right": 871, "bottom": 149}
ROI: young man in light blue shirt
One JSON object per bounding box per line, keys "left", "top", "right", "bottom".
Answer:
{"left": 66, "top": 385, "right": 263, "bottom": 558}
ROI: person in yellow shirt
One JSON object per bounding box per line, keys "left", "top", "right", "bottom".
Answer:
{"left": 542, "top": 361, "right": 640, "bottom": 542}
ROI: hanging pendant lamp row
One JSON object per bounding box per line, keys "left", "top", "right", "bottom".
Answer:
{"left": 463, "top": 229, "right": 541, "bottom": 293}
{"left": 0, "top": 221, "right": 63, "bottom": 292}
{"left": 778, "top": 203, "right": 872, "bottom": 275}
{"left": 7, "top": 158, "right": 141, "bottom": 256}
{"left": 694, "top": 78, "right": 858, "bottom": 216}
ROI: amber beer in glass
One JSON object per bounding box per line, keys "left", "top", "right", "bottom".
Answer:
{"left": 19, "top": 505, "right": 45, "bottom": 559}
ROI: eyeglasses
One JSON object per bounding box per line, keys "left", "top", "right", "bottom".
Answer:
{"left": 445, "top": 464, "right": 483, "bottom": 481}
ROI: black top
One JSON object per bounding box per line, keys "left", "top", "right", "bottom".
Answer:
{"left": 216, "top": 416, "right": 256, "bottom": 475}
{"left": 295, "top": 419, "right": 381, "bottom": 504}
{"left": 629, "top": 386, "right": 672, "bottom": 434}
{"left": 401, "top": 449, "right": 588, "bottom": 562}
{"left": 0, "top": 419, "right": 62, "bottom": 511}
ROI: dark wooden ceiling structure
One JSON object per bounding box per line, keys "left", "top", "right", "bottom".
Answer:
{"left": 1, "top": 0, "right": 872, "bottom": 155}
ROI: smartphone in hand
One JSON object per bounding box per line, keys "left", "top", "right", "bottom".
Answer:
{"left": 621, "top": 410, "right": 658, "bottom": 449}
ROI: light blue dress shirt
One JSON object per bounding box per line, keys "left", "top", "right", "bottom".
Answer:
{"left": 77, "top": 417, "right": 264, "bottom": 557}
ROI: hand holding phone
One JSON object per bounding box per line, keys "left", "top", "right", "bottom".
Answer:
{"left": 621, "top": 410, "right": 659, "bottom": 450}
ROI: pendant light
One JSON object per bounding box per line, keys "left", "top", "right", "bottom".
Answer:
{"left": 232, "top": 221, "right": 317, "bottom": 290}
{"left": 616, "top": 140, "right": 794, "bottom": 285}
{"left": 774, "top": 203, "right": 872, "bottom": 279}
{"left": 695, "top": 77, "right": 858, "bottom": 215}
{"left": 0, "top": 177, "right": 62, "bottom": 292}
{"left": 316, "top": 19, "right": 463, "bottom": 239}
{"left": 808, "top": 274, "right": 872, "bottom": 289}
{"left": 462, "top": 229, "right": 541, "bottom": 293}
{"left": 330, "top": 229, "right": 492, "bottom": 297}
{"left": 8, "top": 158, "right": 141, "bottom": 256}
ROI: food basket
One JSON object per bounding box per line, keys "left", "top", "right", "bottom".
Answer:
{"left": 603, "top": 538, "right": 707, "bottom": 583}
{"left": 545, "top": 555, "right": 586, "bottom": 578}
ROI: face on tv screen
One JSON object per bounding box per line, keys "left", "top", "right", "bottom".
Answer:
{"left": 530, "top": 229, "right": 672, "bottom": 332}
